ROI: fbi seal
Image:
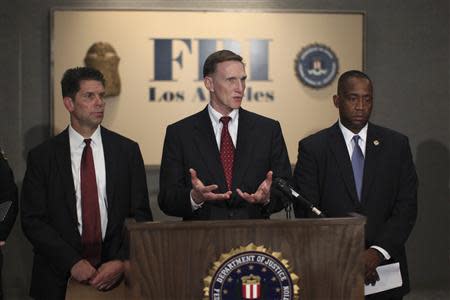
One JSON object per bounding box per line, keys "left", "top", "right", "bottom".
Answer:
{"left": 203, "top": 243, "right": 299, "bottom": 300}
{"left": 295, "top": 43, "right": 339, "bottom": 89}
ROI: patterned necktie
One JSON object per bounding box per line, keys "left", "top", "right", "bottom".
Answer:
{"left": 351, "top": 135, "right": 364, "bottom": 201}
{"left": 220, "top": 116, "right": 235, "bottom": 191}
{"left": 80, "top": 139, "right": 102, "bottom": 267}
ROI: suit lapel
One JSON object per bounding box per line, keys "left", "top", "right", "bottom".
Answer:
{"left": 54, "top": 129, "right": 78, "bottom": 229}
{"left": 101, "top": 127, "right": 116, "bottom": 213}
{"left": 328, "top": 123, "right": 360, "bottom": 203}
{"left": 361, "top": 123, "right": 382, "bottom": 202}
{"left": 232, "top": 108, "right": 255, "bottom": 190}
{"left": 193, "top": 108, "right": 227, "bottom": 190}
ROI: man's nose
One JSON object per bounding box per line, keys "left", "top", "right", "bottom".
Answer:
{"left": 355, "top": 98, "right": 365, "bottom": 109}
{"left": 236, "top": 80, "right": 245, "bottom": 92}
{"left": 94, "top": 95, "right": 105, "bottom": 106}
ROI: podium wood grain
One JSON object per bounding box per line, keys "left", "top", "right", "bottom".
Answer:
{"left": 125, "top": 217, "right": 365, "bottom": 300}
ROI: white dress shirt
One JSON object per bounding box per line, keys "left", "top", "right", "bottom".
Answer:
{"left": 338, "top": 120, "right": 368, "bottom": 159}
{"left": 69, "top": 125, "right": 108, "bottom": 239}
{"left": 208, "top": 104, "right": 239, "bottom": 149}
{"left": 190, "top": 105, "right": 240, "bottom": 210}
{"left": 338, "top": 120, "right": 390, "bottom": 260}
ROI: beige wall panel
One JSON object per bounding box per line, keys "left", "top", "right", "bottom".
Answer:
{"left": 52, "top": 10, "right": 363, "bottom": 165}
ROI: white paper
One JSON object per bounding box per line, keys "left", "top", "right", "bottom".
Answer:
{"left": 364, "top": 262, "right": 403, "bottom": 295}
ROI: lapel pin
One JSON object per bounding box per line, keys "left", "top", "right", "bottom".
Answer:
{"left": 373, "top": 140, "right": 380, "bottom": 146}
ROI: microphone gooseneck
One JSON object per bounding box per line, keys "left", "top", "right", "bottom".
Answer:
{"left": 273, "top": 178, "right": 326, "bottom": 218}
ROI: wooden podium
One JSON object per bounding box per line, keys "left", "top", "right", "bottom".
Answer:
{"left": 124, "top": 216, "right": 365, "bottom": 299}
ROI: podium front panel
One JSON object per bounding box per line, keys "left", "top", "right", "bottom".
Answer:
{"left": 125, "top": 217, "right": 365, "bottom": 299}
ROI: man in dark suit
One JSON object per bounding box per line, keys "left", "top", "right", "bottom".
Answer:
{"left": 292, "top": 70, "right": 418, "bottom": 299}
{"left": 21, "top": 67, "right": 153, "bottom": 299}
{"left": 158, "top": 50, "right": 291, "bottom": 220}
{"left": 0, "top": 147, "right": 18, "bottom": 300}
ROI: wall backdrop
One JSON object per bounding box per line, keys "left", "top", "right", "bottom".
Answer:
{"left": 0, "top": 1, "right": 448, "bottom": 299}
{"left": 52, "top": 9, "right": 363, "bottom": 165}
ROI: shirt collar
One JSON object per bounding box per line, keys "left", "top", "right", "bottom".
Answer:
{"left": 338, "top": 119, "right": 368, "bottom": 145}
{"left": 208, "top": 104, "right": 239, "bottom": 125}
{"left": 69, "top": 125, "right": 102, "bottom": 148}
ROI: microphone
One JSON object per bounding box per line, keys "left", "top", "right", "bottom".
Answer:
{"left": 273, "top": 178, "right": 326, "bottom": 218}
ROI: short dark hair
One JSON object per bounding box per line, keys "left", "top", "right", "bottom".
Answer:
{"left": 202, "top": 50, "right": 243, "bottom": 77}
{"left": 61, "top": 67, "right": 105, "bottom": 99}
{"left": 337, "top": 70, "right": 372, "bottom": 95}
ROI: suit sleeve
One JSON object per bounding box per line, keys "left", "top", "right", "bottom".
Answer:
{"left": 158, "top": 125, "right": 194, "bottom": 218}
{"left": 265, "top": 121, "right": 292, "bottom": 215}
{"left": 373, "top": 137, "right": 418, "bottom": 258}
{"left": 129, "top": 142, "right": 153, "bottom": 222}
{"left": 114, "top": 142, "right": 153, "bottom": 261}
{"left": 0, "top": 156, "right": 18, "bottom": 241}
{"left": 292, "top": 139, "right": 321, "bottom": 218}
{"left": 21, "top": 150, "right": 81, "bottom": 275}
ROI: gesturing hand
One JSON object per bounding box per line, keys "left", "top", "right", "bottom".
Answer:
{"left": 190, "top": 168, "right": 232, "bottom": 204}
{"left": 236, "top": 171, "right": 273, "bottom": 205}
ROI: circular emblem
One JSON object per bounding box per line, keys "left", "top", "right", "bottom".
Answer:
{"left": 203, "top": 243, "right": 299, "bottom": 300}
{"left": 295, "top": 43, "right": 339, "bottom": 89}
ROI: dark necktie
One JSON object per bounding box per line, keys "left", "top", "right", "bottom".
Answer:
{"left": 220, "top": 116, "right": 235, "bottom": 191}
{"left": 351, "top": 135, "right": 364, "bottom": 201}
{"left": 80, "top": 139, "right": 102, "bottom": 267}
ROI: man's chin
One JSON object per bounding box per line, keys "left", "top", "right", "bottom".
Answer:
{"left": 350, "top": 120, "right": 368, "bottom": 130}
{"left": 90, "top": 119, "right": 103, "bottom": 127}
{"left": 231, "top": 100, "right": 242, "bottom": 108}
{"left": 353, "top": 120, "right": 365, "bottom": 124}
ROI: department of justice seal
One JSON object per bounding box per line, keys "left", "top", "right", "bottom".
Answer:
{"left": 295, "top": 43, "right": 339, "bottom": 89}
{"left": 203, "top": 243, "right": 299, "bottom": 300}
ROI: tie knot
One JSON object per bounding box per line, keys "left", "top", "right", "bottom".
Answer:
{"left": 220, "top": 116, "right": 232, "bottom": 127}
{"left": 352, "top": 135, "right": 360, "bottom": 144}
{"left": 84, "top": 139, "right": 92, "bottom": 146}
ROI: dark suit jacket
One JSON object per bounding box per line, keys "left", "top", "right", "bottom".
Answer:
{"left": 292, "top": 122, "right": 418, "bottom": 296}
{"left": 0, "top": 151, "right": 18, "bottom": 299}
{"left": 0, "top": 151, "right": 18, "bottom": 241}
{"left": 21, "top": 127, "right": 153, "bottom": 299}
{"left": 158, "top": 107, "right": 292, "bottom": 220}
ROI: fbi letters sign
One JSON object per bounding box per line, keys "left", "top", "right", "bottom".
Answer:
{"left": 52, "top": 10, "right": 364, "bottom": 165}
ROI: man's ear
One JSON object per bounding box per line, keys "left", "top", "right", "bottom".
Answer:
{"left": 332, "top": 95, "right": 339, "bottom": 108}
{"left": 63, "top": 97, "right": 74, "bottom": 112}
{"left": 204, "top": 76, "right": 214, "bottom": 92}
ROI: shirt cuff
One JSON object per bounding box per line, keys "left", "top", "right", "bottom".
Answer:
{"left": 370, "top": 245, "right": 391, "bottom": 260}
{"left": 190, "top": 190, "right": 203, "bottom": 211}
